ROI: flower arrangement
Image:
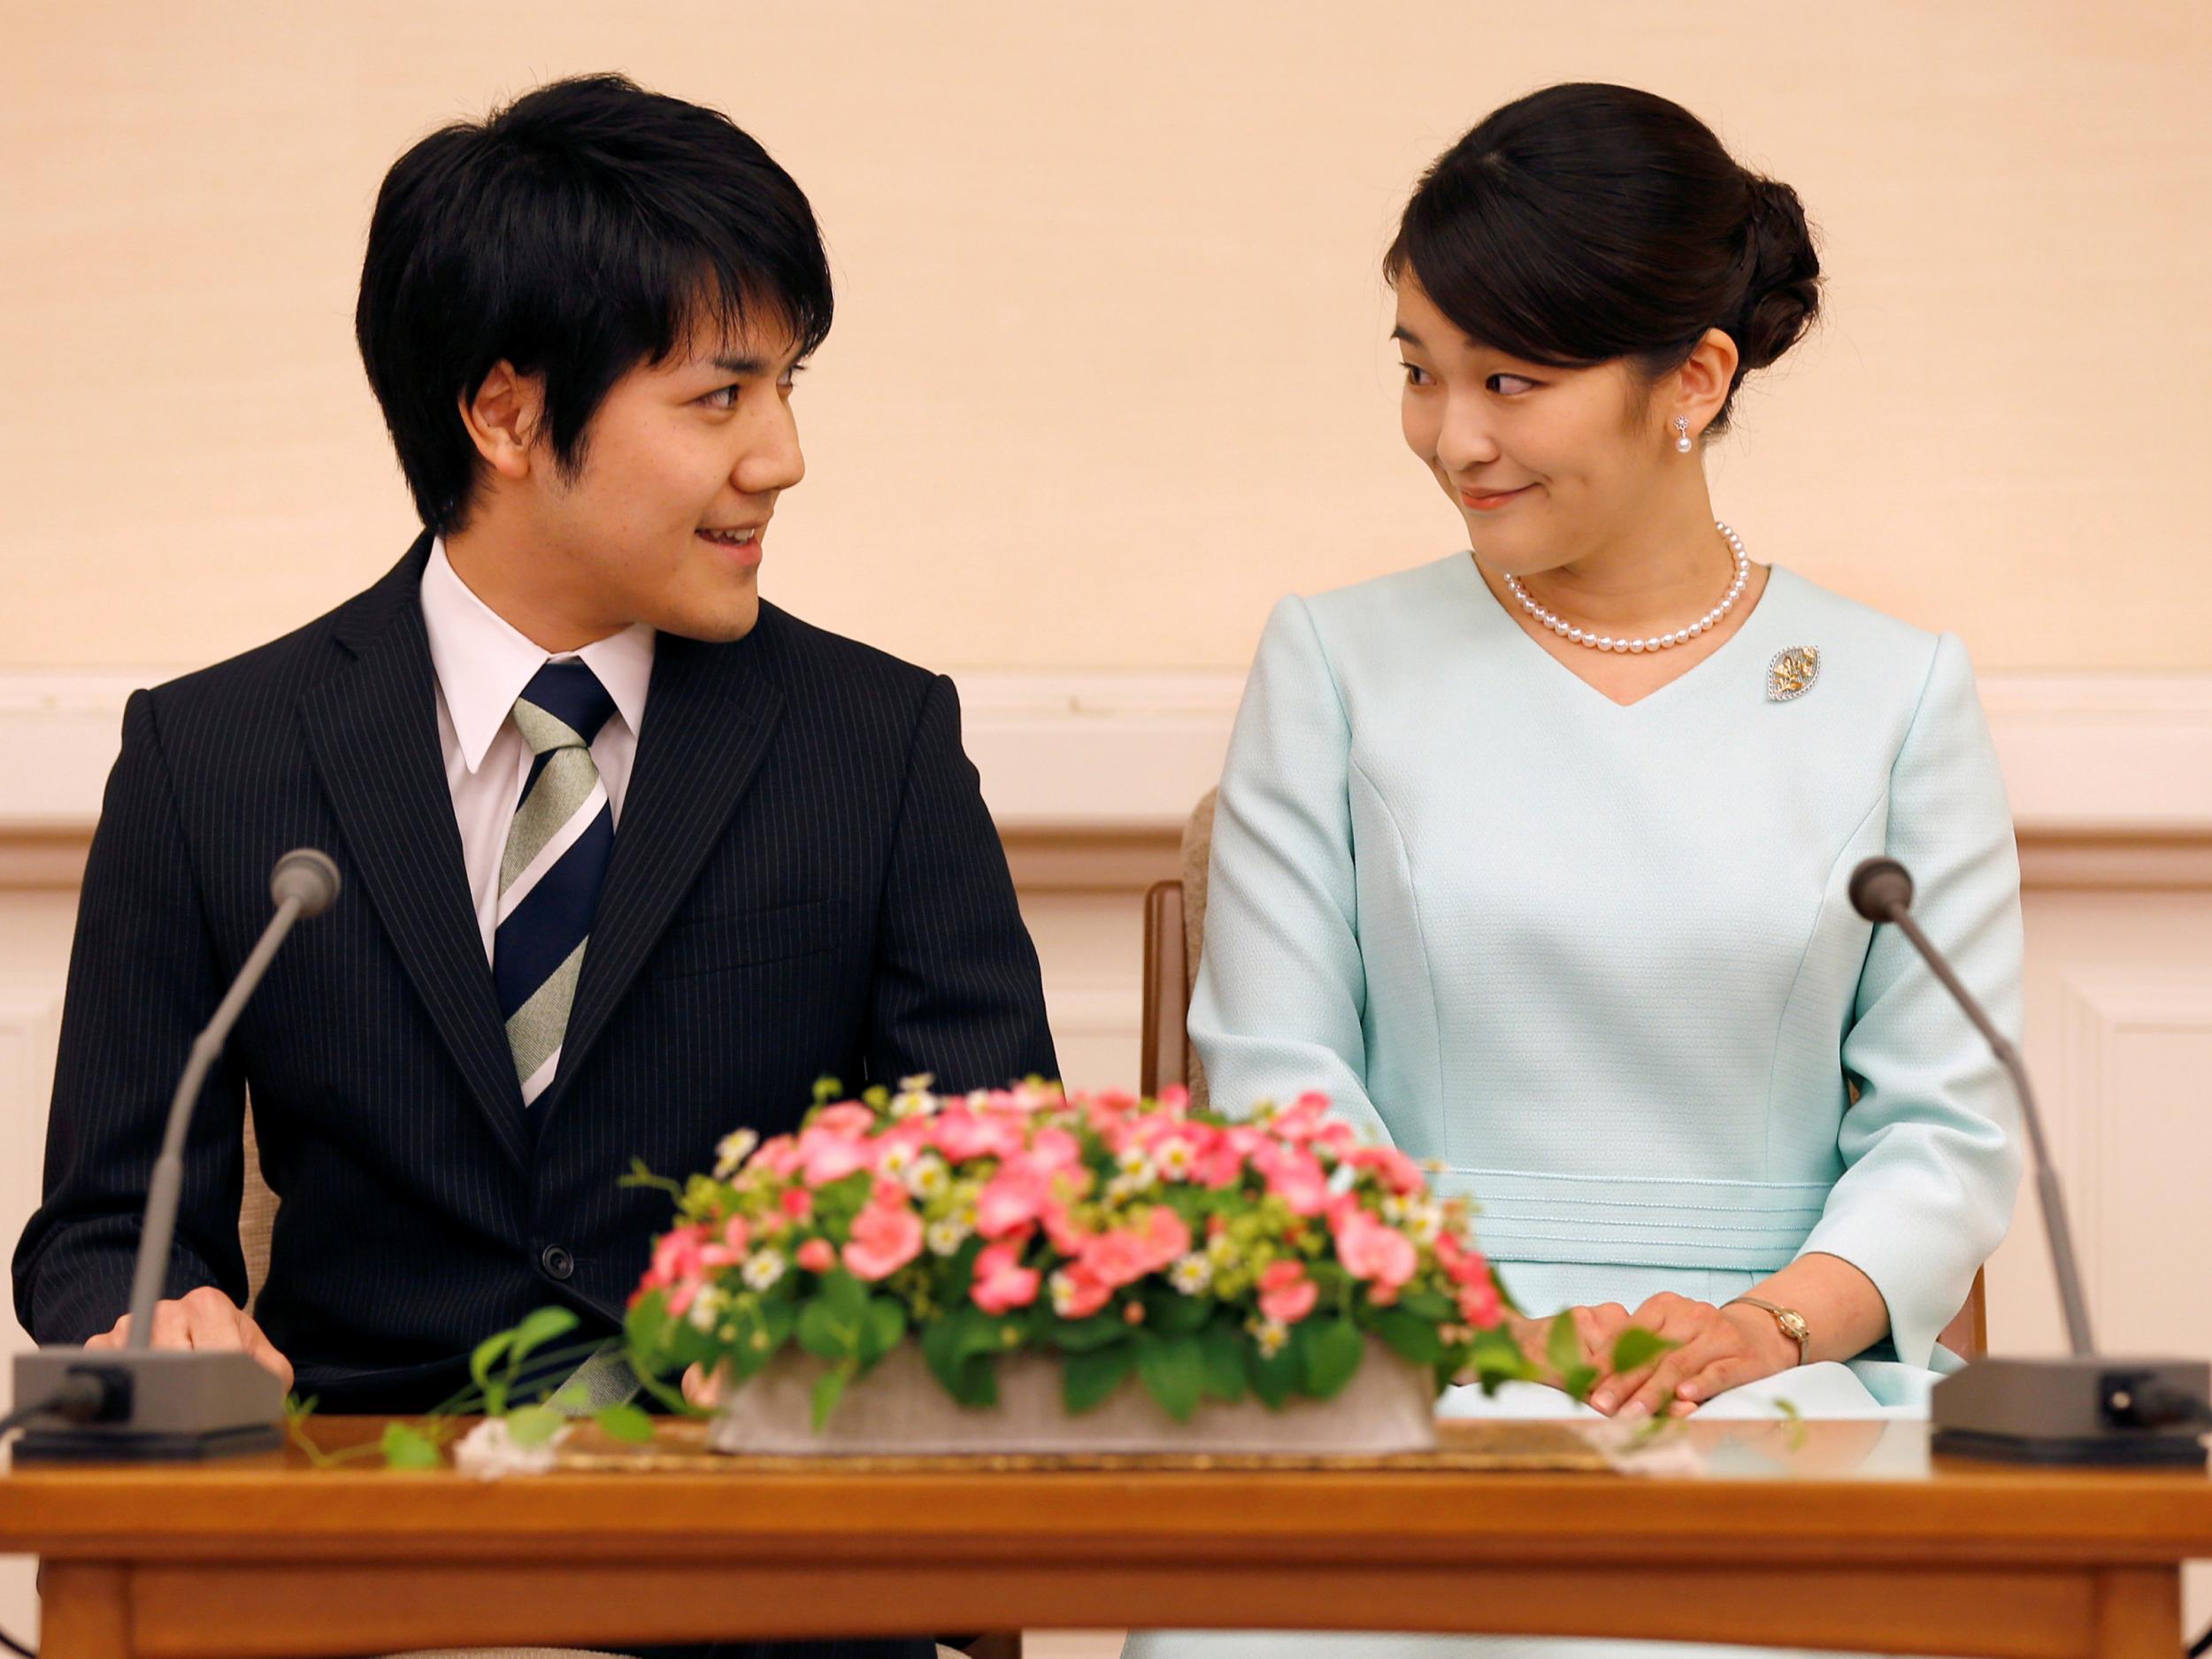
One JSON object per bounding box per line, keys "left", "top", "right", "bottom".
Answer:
{"left": 618, "top": 1077, "right": 1539, "bottom": 1429}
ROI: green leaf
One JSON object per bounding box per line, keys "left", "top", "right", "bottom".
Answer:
{"left": 380, "top": 1422, "right": 443, "bottom": 1470}
{"left": 810, "top": 1362, "right": 854, "bottom": 1431}
{"left": 1609, "top": 1326, "right": 1677, "bottom": 1376}
{"left": 469, "top": 1330, "right": 515, "bottom": 1393}
{"left": 1560, "top": 1363, "right": 1600, "bottom": 1403}
{"left": 595, "top": 1402, "right": 655, "bottom": 1444}
{"left": 626, "top": 1290, "right": 673, "bottom": 1364}
{"left": 1547, "top": 1311, "right": 1584, "bottom": 1379}
{"left": 507, "top": 1306, "right": 581, "bottom": 1365}
{"left": 1062, "top": 1340, "right": 1140, "bottom": 1414}
{"left": 818, "top": 1266, "right": 871, "bottom": 1321}
{"left": 1395, "top": 1288, "right": 1456, "bottom": 1323}
{"left": 1470, "top": 1325, "right": 1538, "bottom": 1383}
{"left": 1372, "top": 1308, "right": 1444, "bottom": 1367}
{"left": 1246, "top": 1338, "right": 1300, "bottom": 1409}
{"left": 1141, "top": 1284, "right": 1212, "bottom": 1336}
{"left": 1300, "top": 1317, "right": 1365, "bottom": 1400}
{"left": 618, "top": 1157, "right": 686, "bottom": 1200}
{"left": 1136, "top": 1333, "right": 1206, "bottom": 1423}
{"left": 504, "top": 1404, "right": 565, "bottom": 1448}
{"left": 1196, "top": 1321, "right": 1248, "bottom": 1403}
{"left": 798, "top": 1295, "right": 863, "bottom": 1362}
{"left": 1049, "top": 1312, "right": 1133, "bottom": 1353}
{"left": 860, "top": 1295, "right": 906, "bottom": 1366}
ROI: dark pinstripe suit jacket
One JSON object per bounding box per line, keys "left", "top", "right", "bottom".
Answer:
{"left": 14, "top": 534, "right": 1060, "bottom": 1417}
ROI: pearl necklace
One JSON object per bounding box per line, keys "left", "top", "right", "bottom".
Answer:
{"left": 1502, "top": 520, "right": 1751, "bottom": 654}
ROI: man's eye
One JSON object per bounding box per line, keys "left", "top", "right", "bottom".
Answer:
{"left": 700, "top": 384, "right": 740, "bottom": 410}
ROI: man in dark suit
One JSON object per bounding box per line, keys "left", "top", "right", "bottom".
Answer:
{"left": 13, "top": 73, "right": 1055, "bottom": 1659}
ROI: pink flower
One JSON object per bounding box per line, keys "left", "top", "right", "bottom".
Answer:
{"left": 1435, "top": 1233, "right": 1490, "bottom": 1287}
{"left": 1077, "top": 1228, "right": 1154, "bottom": 1290}
{"left": 1137, "top": 1203, "right": 1191, "bottom": 1272}
{"left": 1347, "top": 1144, "right": 1426, "bottom": 1195}
{"left": 795, "top": 1238, "right": 836, "bottom": 1274}
{"left": 698, "top": 1212, "right": 752, "bottom": 1269}
{"left": 972, "top": 1240, "right": 1041, "bottom": 1314}
{"left": 930, "top": 1106, "right": 1022, "bottom": 1163}
{"left": 1257, "top": 1259, "right": 1318, "bottom": 1325}
{"left": 1049, "top": 1261, "right": 1113, "bottom": 1319}
{"left": 798, "top": 1123, "right": 876, "bottom": 1187}
{"left": 813, "top": 1102, "right": 877, "bottom": 1137}
{"left": 1332, "top": 1204, "right": 1417, "bottom": 1294}
{"left": 643, "top": 1224, "right": 707, "bottom": 1290}
{"left": 843, "top": 1198, "right": 924, "bottom": 1281}
{"left": 1457, "top": 1278, "right": 1502, "bottom": 1330}
{"left": 750, "top": 1134, "right": 803, "bottom": 1177}
{"left": 977, "top": 1159, "right": 1051, "bottom": 1239}
{"left": 780, "top": 1187, "right": 814, "bottom": 1223}
{"left": 1253, "top": 1141, "right": 1329, "bottom": 1216}
{"left": 1028, "top": 1126, "right": 1083, "bottom": 1172}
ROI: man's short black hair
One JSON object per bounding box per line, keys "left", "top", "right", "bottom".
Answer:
{"left": 356, "top": 73, "right": 833, "bottom": 534}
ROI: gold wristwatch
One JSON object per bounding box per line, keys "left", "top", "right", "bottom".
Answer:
{"left": 1726, "top": 1295, "right": 1810, "bottom": 1367}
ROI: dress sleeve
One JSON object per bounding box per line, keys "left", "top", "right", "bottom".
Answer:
{"left": 1794, "top": 633, "right": 2026, "bottom": 1368}
{"left": 1187, "top": 595, "right": 1390, "bottom": 1145}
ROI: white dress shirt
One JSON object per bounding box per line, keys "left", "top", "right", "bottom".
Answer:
{"left": 419, "top": 541, "right": 656, "bottom": 962}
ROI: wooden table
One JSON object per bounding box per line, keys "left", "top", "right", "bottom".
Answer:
{"left": 2, "top": 1416, "right": 2207, "bottom": 1658}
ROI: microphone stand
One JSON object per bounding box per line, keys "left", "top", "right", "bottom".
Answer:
{"left": 1851, "top": 856, "right": 2208, "bottom": 1466}
{"left": 9, "top": 851, "right": 340, "bottom": 1462}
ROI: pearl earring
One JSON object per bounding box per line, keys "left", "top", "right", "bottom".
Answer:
{"left": 1674, "top": 416, "right": 1694, "bottom": 454}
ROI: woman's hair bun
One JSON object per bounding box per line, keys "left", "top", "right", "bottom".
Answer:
{"left": 1735, "top": 173, "right": 1822, "bottom": 373}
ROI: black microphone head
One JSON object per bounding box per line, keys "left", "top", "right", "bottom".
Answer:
{"left": 1848, "top": 856, "right": 1914, "bottom": 922}
{"left": 270, "top": 849, "right": 342, "bottom": 918}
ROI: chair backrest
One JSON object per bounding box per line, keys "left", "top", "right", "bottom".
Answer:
{"left": 239, "top": 1106, "right": 276, "bottom": 1314}
{"left": 1140, "top": 788, "right": 1989, "bottom": 1362}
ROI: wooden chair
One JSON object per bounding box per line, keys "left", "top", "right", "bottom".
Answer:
{"left": 1140, "top": 791, "right": 1987, "bottom": 1361}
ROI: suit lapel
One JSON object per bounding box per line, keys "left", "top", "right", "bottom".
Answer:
{"left": 531, "top": 623, "right": 786, "bottom": 1129}
{"left": 301, "top": 536, "right": 531, "bottom": 1169}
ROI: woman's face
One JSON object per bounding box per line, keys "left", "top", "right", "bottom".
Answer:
{"left": 1394, "top": 277, "right": 1677, "bottom": 578}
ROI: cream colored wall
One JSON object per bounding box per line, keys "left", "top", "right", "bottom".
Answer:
{"left": 3, "top": 0, "right": 2209, "bottom": 676}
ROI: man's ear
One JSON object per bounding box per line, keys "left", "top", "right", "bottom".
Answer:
{"left": 458, "top": 362, "right": 545, "bottom": 482}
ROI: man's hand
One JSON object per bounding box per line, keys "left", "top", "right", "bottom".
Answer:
{"left": 85, "top": 1286, "right": 294, "bottom": 1390}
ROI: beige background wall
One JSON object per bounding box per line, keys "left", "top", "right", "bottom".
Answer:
{"left": 3, "top": 0, "right": 2209, "bottom": 676}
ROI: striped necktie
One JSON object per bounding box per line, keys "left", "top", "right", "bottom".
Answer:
{"left": 495, "top": 661, "right": 618, "bottom": 1107}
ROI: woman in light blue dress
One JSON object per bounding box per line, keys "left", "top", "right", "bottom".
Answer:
{"left": 1126, "top": 82, "right": 2021, "bottom": 1659}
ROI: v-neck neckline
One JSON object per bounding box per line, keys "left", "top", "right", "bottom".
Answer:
{"left": 1453, "top": 550, "right": 1789, "bottom": 712}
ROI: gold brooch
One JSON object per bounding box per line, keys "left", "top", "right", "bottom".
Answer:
{"left": 1768, "top": 646, "right": 1820, "bottom": 703}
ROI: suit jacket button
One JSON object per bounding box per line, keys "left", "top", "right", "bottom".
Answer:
{"left": 539, "top": 1244, "right": 575, "bottom": 1281}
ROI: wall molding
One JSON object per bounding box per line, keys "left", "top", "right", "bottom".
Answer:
{"left": 4, "top": 670, "right": 2210, "bottom": 888}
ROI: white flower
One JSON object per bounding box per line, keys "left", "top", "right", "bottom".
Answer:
{"left": 1247, "top": 1317, "right": 1289, "bottom": 1358}
{"left": 1168, "top": 1253, "right": 1213, "bottom": 1295}
{"left": 891, "top": 1089, "right": 935, "bottom": 1119}
{"left": 686, "top": 1286, "right": 724, "bottom": 1332}
{"left": 905, "top": 1154, "right": 950, "bottom": 1200}
{"left": 1156, "top": 1139, "right": 1197, "bottom": 1181}
{"left": 452, "top": 1416, "right": 571, "bottom": 1479}
{"left": 898, "top": 1072, "right": 937, "bottom": 1093}
{"left": 1380, "top": 1194, "right": 1410, "bottom": 1224}
{"left": 879, "top": 1141, "right": 918, "bottom": 1178}
{"left": 713, "top": 1128, "right": 759, "bottom": 1179}
{"left": 1206, "top": 1232, "right": 1239, "bottom": 1269}
{"left": 926, "top": 1216, "right": 972, "bottom": 1257}
{"left": 1327, "top": 1162, "right": 1360, "bottom": 1196}
{"left": 741, "top": 1249, "right": 787, "bottom": 1291}
{"left": 1048, "top": 1271, "right": 1092, "bottom": 1318}
{"left": 1407, "top": 1202, "right": 1443, "bottom": 1245}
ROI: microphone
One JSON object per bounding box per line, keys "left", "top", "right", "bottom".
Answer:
{"left": 8, "top": 850, "right": 341, "bottom": 1462}
{"left": 1849, "top": 856, "right": 2208, "bottom": 1465}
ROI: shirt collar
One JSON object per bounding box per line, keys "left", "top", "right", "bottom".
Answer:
{"left": 420, "top": 540, "right": 655, "bottom": 775}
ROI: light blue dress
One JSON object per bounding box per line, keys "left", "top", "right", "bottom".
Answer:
{"left": 1125, "top": 554, "right": 2024, "bottom": 1659}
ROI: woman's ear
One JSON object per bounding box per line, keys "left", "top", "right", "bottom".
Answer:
{"left": 1671, "top": 327, "right": 1741, "bottom": 442}
{"left": 457, "top": 362, "right": 545, "bottom": 482}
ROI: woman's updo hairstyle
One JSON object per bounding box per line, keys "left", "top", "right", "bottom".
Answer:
{"left": 1385, "top": 82, "right": 1821, "bottom": 436}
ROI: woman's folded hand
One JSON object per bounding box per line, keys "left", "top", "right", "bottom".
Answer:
{"left": 1586, "top": 1292, "right": 1798, "bottom": 1418}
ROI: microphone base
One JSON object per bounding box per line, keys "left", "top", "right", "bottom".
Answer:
{"left": 1931, "top": 1354, "right": 2208, "bottom": 1468}
{"left": 10, "top": 1347, "right": 288, "bottom": 1463}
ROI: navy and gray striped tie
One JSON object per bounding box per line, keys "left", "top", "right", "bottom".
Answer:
{"left": 495, "top": 661, "right": 618, "bottom": 1107}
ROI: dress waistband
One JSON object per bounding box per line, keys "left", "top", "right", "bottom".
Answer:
{"left": 1434, "top": 1165, "right": 1832, "bottom": 1272}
